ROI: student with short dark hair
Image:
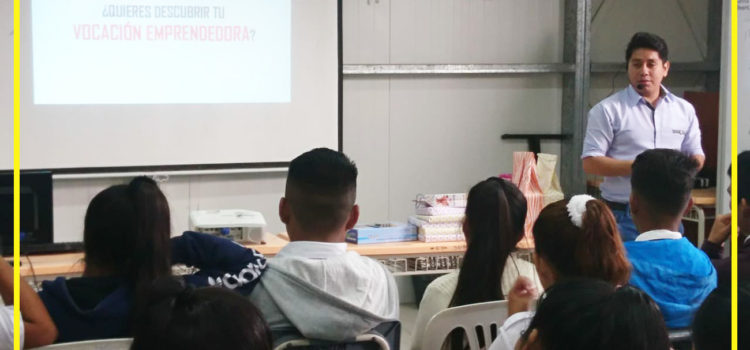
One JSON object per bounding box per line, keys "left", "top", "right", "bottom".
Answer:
{"left": 39, "top": 176, "right": 267, "bottom": 343}
{"left": 515, "top": 279, "right": 670, "bottom": 350}
{"left": 411, "top": 177, "right": 542, "bottom": 350}
{"left": 582, "top": 32, "right": 705, "bottom": 241}
{"left": 626, "top": 149, "right": 716, "bottom": 329}
{"left": 249, "top": 148, "right": 398, "bottom": 343}
{"left": 691, "top": 282, "right": 750, "bottom": 350}
{"left": 489, "top": 195, "right": 631, "bottom": 350}
{"left": 701, "top": 150, "right": 750, "bottom": 285}
{"left": 131, "top": 277, "right": 273, "bottom": 350}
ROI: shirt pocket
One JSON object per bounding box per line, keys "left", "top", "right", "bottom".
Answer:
{"left": 657, "top": 122, "right": 689, "bottom": 149}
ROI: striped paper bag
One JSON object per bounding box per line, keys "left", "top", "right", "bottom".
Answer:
{"left": 512, "top": 152, "right": 544, "bottom": 249}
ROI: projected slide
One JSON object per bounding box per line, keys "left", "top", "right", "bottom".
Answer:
{"left": 31, "top": 0, "right": 290, "bottom": 104}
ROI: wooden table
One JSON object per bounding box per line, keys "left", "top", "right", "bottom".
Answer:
{"left": 17, "top": 233, "right": 469, "bottom": 278}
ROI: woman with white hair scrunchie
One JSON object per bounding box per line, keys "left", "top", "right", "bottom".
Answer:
{"left": 488, "top": 195, "right": 631, "bottom": 350}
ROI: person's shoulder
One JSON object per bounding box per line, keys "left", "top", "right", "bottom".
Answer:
{"left": 664, "top": 92, "right": 697, "bottom": 114}
{"left": 589, "top": 88, "right": 629, "bottom": 116}
{"left": 424, "top": 271, "right": 459, "bottom": 297}
{"left": 509, "top": 256, "right": 535, "bottom": 270}
{"left": 598, "top": 87, "right": 630, "bottom": 106}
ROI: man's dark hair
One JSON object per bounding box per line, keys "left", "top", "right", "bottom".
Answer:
{"left": 732, "top": 151, "right": 750, "bottom": 203}
{"left": 631, "top": 149, "right": 698, "bottom": 217}
{"left": 626, "top": 32, "right": 669, "bottom": 62}
{"left": 692, "top": 282, "right": 750, "bottom": 350}
{"left": 285, "top": 148, "right": 358, "bottom": 234}
{"left": 523, "top": 279, "right": 670, "bottom": 350}
{"left": 132, "top": 277, "right": 273, "bottom": 350}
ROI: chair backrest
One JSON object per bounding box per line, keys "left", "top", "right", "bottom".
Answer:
{"left": 422, "top": 300, "right": 509, "bottom": 350}
{"left": 273, "top": 333, "right": 390, "bottom": 350}
{"left": 272, "top": 321, "right": 400, "bottom": 350}
{"left": 30, "top": 338, "right": 133, "bottom": 350}
{"left": 667, "top": 328, "right": 693, "bottom": 350}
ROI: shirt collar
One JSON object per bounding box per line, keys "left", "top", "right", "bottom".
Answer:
{"left": 625, "top": 84, "right": 673, "bottom": 106}
{"left": 276, "top": 240, "right": 347, "bottom": 260}
{"left": 635, "top": 229, "right": 682, "bottom": 242}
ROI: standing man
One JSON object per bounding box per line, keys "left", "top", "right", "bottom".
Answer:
{"left": 582, "top": 32, "right": 705, "bottom": 241}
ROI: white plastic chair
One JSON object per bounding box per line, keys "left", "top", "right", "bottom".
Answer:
{"left": 273, "top": 333, "right": 390, "bottom": 350}
{"left": 422, "top": 300, "right": 509, "bottom": 350}
{"left": 29, "top": 338, "right": 133, "bottom": 350}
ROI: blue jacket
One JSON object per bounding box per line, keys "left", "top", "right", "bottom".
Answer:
{"left": 39, "top": 231, "right": 267, "bottom": 343}
{"left": 625, "top": 237, "right": 717, "bottom": 329}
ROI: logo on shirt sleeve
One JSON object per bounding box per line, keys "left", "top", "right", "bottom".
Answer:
{"left": 672, "top": 129, "right": 687, "bottom": 135}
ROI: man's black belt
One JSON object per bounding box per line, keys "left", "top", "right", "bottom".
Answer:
{"left": 604, "top": 200, "right": 627, "bottom": 212}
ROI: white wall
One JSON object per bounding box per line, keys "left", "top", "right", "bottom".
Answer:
{"left": 2, "top": 0, "right": 11, "bottom": 170}
{"left": 50, "top": 0, "right": 718, "bottom": 243}
{"left": 740, "top": 2, "right": 750, "bottom": 152}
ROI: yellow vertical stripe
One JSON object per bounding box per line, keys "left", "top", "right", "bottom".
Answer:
{"left": 731, "top": 0, "right": 739, "bottom": 349}
{"left": 12, "top": 0, "right": 20, "bottom": 348}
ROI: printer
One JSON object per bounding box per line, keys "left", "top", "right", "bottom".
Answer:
{"left": 189, "top": 209, "right": 266, "bottom": 243}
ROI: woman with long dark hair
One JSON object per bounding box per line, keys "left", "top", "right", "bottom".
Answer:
{"left": 411, "top": 177, "right": 542, "bottom": 350}
{"left": 38, "top": 177, "right": 268, "bottom": 343}
{"left": 488, "top": 195, "right": 631, "bottom": 350}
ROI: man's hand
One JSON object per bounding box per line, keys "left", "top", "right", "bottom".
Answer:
{"left": 582, "top": 156, "right": 634, "bottom": 177}
{"left": 706, "top": 213, "right": 732, "bottom": 245}
{"left": 507, "top": 276, "right": 538, "bottom": 316}
{"left": 691, "top": 154, "right": 706, "bottom": 171}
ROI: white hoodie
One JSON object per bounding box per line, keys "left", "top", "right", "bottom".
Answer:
{"left": 249, "top": 241, "right": 399, "bottom": 342}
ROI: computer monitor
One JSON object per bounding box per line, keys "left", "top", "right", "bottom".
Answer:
{"left": 0, "top": 171, "right": 53, "bottom": 255}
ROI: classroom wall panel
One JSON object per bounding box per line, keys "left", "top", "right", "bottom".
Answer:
{"left": 389, "top": 0, "right": 563, "bottom": 64}
{"left": 1, "top": 0, "right": 11, "bottom": 170}
{"left": 590, "top": 0, "right": 708, "bottom": 63}
{"left": 342, "top": 78, "right": 391, "bottom": 226}
{"left": 740, "top": 3, "right": 750, "bottom": 152}
{"left": 387, "top": 76, "right": 563, "bottom": 221}
{"left": 342, "top": 0, "right": 390, "bottom": 64}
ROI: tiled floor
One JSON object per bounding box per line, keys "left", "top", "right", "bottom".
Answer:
{"left": 400, "top": 303, "right": 419, "bottom": 349}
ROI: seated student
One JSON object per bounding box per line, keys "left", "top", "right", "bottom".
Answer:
{"left": 411, "top": 177, "right": 542, "bottom": 350}
{"left": 701, "top": 150, "right": 750, "bottom": 284}
{"left": 249, "top": 148, "right": 399, "bottom": 343}
{"left": 489, "top": 195, "right": 631, "bottom": 350}
{"left": 0, "top": 259, "right": 57, "bottom": 348}
{"left": 626, "top": 149, "right": 717, "bottom": 329}
{"left": 38, "top": 177, "right": 267, "bottom": 343}
{"left": 692, "top": 282, "right": 750, "bottom": 350}
{"left": 132, "top": 277, "right": 272, "bottom": 350}
{"left": 514, "top": 279, "right": 670, "bottom": 350}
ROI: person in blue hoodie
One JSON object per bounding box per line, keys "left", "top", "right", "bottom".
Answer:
{"left": 37, "top": 176, "right": 267, "bottom": 343}
{"left": 626, "top": 149, "right": 717, "bottom": 329}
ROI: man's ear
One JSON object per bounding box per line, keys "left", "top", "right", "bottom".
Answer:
{"left": 682, "top": 197, "right": 694, "bottom": 216}
{"left": 629, "top": 193, "right": 639, "bottom": 215}
{"left": 663, "top": 60, "right": 670, "bottom": 77}
{"left": 345, "top": 204, "right": 360, "bottom": 230}
{"left": 279, "top": 197, "right": 290, "bottom": 224}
